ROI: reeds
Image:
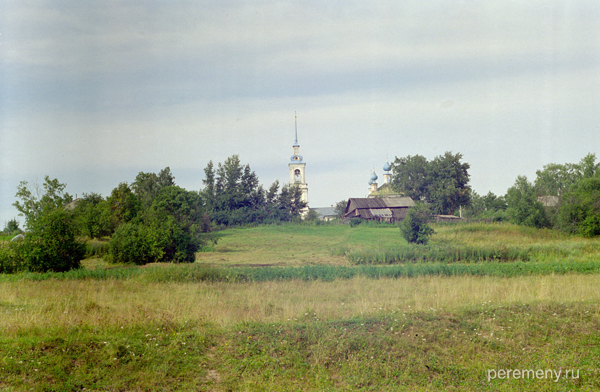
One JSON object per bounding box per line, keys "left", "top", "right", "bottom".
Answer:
{"left": 341, "top": 244, "right": 571, "bottom": 264}
{"left": 4, "top": 260, "right": 600, "bottom": 284}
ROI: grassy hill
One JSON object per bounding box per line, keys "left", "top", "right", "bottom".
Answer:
{"left": 1, "top": 222, "right": 600, "bottom": 390}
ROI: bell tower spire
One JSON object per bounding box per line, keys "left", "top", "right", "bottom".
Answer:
{"left": 288, "top": 112, "right": 308, "bottom": 212}
{"left": 294, "top": 111, "right": 299, "bottom": 147}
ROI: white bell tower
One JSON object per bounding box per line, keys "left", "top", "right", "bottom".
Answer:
{"left": 289, "top": 113, "right": 308, "bottom": 208}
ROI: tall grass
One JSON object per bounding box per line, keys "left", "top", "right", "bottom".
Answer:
{"left": 4, "top": 260, "right": 600, "bottom": 284}
{"left": 84, "top": 240, "right": 110, "bottom": 258}
{"left": 340, "top": 243, "right": 583, "bottom": 264}
{"left": 338, "top": 222, "right": 600, "bottom": 265}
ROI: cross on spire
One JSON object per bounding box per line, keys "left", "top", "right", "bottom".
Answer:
{"left": 293, "top": 111, "right": 299, "bottom": 147}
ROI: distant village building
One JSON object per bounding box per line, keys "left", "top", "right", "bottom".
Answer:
{"left": 537, "top": 195, "right": 559, "bottom": 207}
{"left": 64, "top": 198, "right": 82, "bottom": 211}
{"left": 310, "top": 206, "right": 337, "bottom": 221}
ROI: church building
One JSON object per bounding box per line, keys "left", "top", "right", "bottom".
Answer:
{"left": 368, "top": 160, "right": 400, "bottom": 198}
{"left": 342, "top": 159, "right": 415, "bottom": 223}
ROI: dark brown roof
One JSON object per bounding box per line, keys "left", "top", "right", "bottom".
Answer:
{"left": 346, "top": 197, "right": 414, "bottom": 210}
{"left": 343, "top": 197, "right": 414, "bottom": 219}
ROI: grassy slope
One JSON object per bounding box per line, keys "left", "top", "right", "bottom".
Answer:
{"left": 2, "top": 222, "right": 600, "bottom": 391}
{"left": 196, "top": 223, "right": 405, "bottom": 266}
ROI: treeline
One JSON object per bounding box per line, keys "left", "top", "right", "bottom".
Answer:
{"left": 504, "top": 153, "right": 600, "bottom": 236}
{"left": 390, "top": 151, "right": 600, "bottom": 237}
{"left": 2, "top": 168, "right": 211, "bottom": 272}
{"left": 453, "top": 153, "right": 600, "bottom": 237}
{"left": 2, "top": 155, "right": 307, "bottom": 273}
{"left": 201, "top": 155, "right": 307, "bottom": 226}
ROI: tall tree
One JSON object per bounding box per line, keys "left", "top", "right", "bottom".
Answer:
{"left": 132, "top": 167, "right": 175, "bottom": 210}
{"left": 201, "top": 160, "right": 216, "bottom": 211}
{"left": 534, "top": 153, "right": 600, "bottom": 197}
{"left": 391, "top": 152, "right": 471, "bottom": 215}
{"left": 105, "top": 183, "right": 140, "bottom": 230}
{"left": 506, "top": 176, "right": 549, "bottom": 228}
{"left": 390, "top": 154, "right": 429, "bottom": 202}
{"left": 334, "top": 200, "right": 348, "bottom": 219}
{"left": 13, "top": 176, "right": 73, "bottom": 228}
{"left": 427, "top": 152, "right": 471, "bottom": 214}
{"left": 71, "top": 192, "right": 110, "bottom": 239}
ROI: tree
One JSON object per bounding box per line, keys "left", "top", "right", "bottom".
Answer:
{"left": 4, "top": 219, "right": 21, "bottom": 235}
{"left": 105, "top": 183, "right": 140, "bottom": 230}
{"left": 399, "top": 203, "right": 434, "bottom": 244}
{"left": 334, "top": 200, "right": 348, "bottom": 219}
{"left": 505, "top": 176, "right": 549, "bottom": 228}
{"left": 72, "top": 193, "right": 111, "bottom": 239}
{"left": 427, "top": 152, "right": 471, "bottom": 214}
{"left": 390, "top": 154, "right": 429, "bottom": 202}
{"left": 132, "top": 167, "right": 176, "bottom": 210}
{"left": 148, "top": 186, "right": 211, "bottom": 262}
{"left": 534, "top": 153, "right": 600, "bottom": 197}
{"left": 391, "top": 152, "right": 471, "bottom": 215}
{"left": 276, "top": 184, "right": 307, "bottom": 220}
{"left": 201, "top": 160, "right": 216, "bottom": 211}
{"left": 557, "top": 177, "right": 600, "bottom": 237}
{"left": 13, "top": 176, "right": 73, "bottom": 228}
{"left": 108, "top": 223, "right": 160, "bottom": 265}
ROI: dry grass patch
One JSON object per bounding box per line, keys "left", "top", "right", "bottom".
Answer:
{"left": 3, "top": 274, "right": 600, "bottom": 334}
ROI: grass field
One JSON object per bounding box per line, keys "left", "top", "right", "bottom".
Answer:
{"left": 2, "top": 222, "right": 600, "bottom": 391}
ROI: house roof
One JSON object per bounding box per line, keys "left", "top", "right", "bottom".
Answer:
{"left": 343, "top": 197, "right": 415, "bottom": 219}
{"left": 344, "top": 207, "right": 410, "bottom": 220}
{"left": 346, "top": 197, "right": 414, "bottom": 210}
{"left": 310, "top": 207, "right": 336, "bottom": 217}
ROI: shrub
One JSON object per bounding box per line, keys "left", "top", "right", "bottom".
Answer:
{"left": 399, "top": 203, "right": 434, "bottom": 245}
{"left": 0, "top": 242, "right": 27, "bottom": 274}
{"left": 558, "top": 177, "right": 600, "bottom": 237}
{"left": 349, "top": 218, "right": 363, "bottom": 227}
{"left": 21, "top": 208, "right": 85, "bottom": 272}
{"left": 107, "top": 186, "right": 213, "bottom": 265}
{"left": 108, "top": 223, "right": 161, "bottom": 265}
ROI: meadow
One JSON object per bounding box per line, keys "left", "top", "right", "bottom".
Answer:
{"left": 1, "top": 222, "right": 600, "bottom": 391}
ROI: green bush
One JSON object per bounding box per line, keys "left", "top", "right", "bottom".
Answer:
{"left": 107, "top": 186, "right": 212, "bottom": 265}
{"left": 108, "top": 223, "right": 161, "bottom": 265}
{"left": 349, "top": 218, "right": 363, "bottom": 227}
{"left": 579, "top": 215, "right": 600, "bottom": 237}
{"left": 399, "top": 203, "right": 434, "bottom": 244}
{"left": 0, "top": 243, "right": 27, "bottom": 274}
{"left": 22, "top": 209, "right": 85, "bottom": 272}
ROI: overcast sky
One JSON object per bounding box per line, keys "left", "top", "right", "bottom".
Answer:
{"left": 2, "top": 1, "right": 600, "bottom": 225}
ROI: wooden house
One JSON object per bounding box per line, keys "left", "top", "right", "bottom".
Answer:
{"left": 342, "top": 197, "right": 415, "bottom": 223}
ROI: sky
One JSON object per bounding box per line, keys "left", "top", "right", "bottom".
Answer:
{"left": 2, "top": 1, "right": 600, "bottom": 226}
